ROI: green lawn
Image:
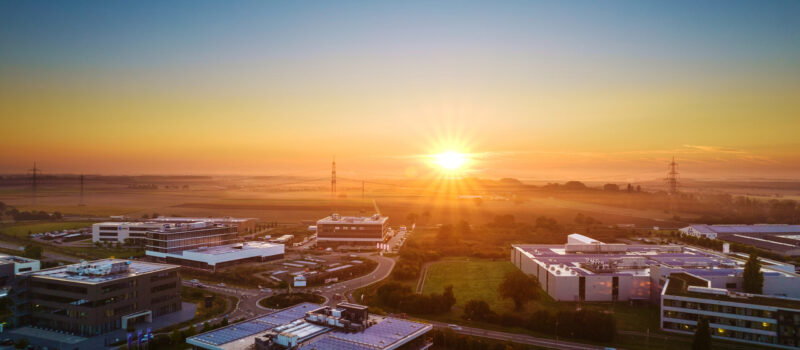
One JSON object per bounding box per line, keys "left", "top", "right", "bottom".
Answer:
{"left": 0, "top": 221, "right": 95, "bottom": 238}
{"left": 422, "top": 257, "right": 537, "bottom": 314}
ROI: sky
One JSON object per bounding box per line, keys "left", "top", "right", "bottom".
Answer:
{"left": 1, "top": 1, "right": 799, "bottom": 181}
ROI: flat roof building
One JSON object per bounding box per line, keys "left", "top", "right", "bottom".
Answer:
{"left": 680, "top": 224, "right": 800, "bottom": 256}
{"left": 661, "top": 272, "right": 800, "bottom": 349}
{"left": 150, "top": 217, "right": 257, "bottom": 233}
{"left": 92, "top": 222, "right": 169, "bottom": 244}
{"left": 149, "top": 241, "right": 284, "bottom": 271}
{"left": 187, "top": 302, "right": 432, "bottom": 350}
{"left": 512, "top": 234, "right": 800, "bottom": 303}
{"left": 316, "top": 213, "right": 389, "bottom": 247}
{"left": 23, "top": 259, "right": 181, "bottom": 336}
{"left": 144, "top": 222, "right": 283, "bottom": 270}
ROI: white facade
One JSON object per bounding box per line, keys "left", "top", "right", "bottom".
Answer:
{"left": 679, "top": 225, "right": 718, "bottom": 240}
{"left": 145, "top": 241, "right": 284, "bottom": 268}
{"left": 512, "top": 234, "right": 800, "bottom": 303}
{"left": 92, "top": 222, "right": 167, "bottom": 243}
{"left": 0, "top": 255, "right": 40, "bottom": 274}
{"left": 661, "top": 273, "right": 800, "bottom": 349}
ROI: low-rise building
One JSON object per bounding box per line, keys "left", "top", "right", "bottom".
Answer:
{"left": 316, "top": 213, "right": 389, "bottom": 247}
{"left": 187, "top": 302, "right": 432, "bottom": 350}
{"left": 512, "top": 234, "right": 800, "bottom": 303}
{"left": 661, "top": 272, "right": 800, "bottom": 349}
{"left": 92, "top": 222, "right": 168, "bottom": 244}
{"left": 150, "top": 217, "right": 257, "bottom": 234}
{"left": 150, "top": 241, "right": 284, "bottom": 271}
{"left": 23, "top": 259, "right": 181, "bottom": 336}
{"left": 680, "top": 224, "right": 800, "bottom": 256}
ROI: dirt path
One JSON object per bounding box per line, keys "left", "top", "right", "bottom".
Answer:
{"left": 415, "top": 261, "right": 433, "bottom": 294}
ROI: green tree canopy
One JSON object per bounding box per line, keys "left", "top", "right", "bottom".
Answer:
{"left": 498, "top": 270, "right": 540, "bottom": 311}
{"left": 692, "top": 317, "right": 712, "bottom": 350}
{"left": 743, "top": 253, "right": 764, "bottom": 294}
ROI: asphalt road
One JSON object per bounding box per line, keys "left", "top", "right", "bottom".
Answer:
{"left": 0, "top": 240, "right": 80, "bottom": 262}
{"left": 427, "top": 321, "right": 606, "bottom": 350}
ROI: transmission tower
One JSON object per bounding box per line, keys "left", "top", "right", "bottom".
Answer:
{"left": 28, "top": 162, "right": 41, "bottom": 205}
{"left": 331, "top": 157, "right": 337, "bottom": 197}
{"left": 79, "top": 174, "right": 86, "bottom": 206}
{"left": 665, "top": 156, "right": 679, "bottom": 194}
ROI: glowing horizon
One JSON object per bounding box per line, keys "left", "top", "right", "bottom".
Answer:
{"left": 1, "top": 1, "right": 799, "bottom": 180}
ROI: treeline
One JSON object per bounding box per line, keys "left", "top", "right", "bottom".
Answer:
{"left": 537, "top": 181, "right": 800, "bottom": 225}
{"left": 375, "top": 282, "right": 455, "bottom": 314}
{"left": 461, "top": 299, "right": 616, "bottom": 343}
{"left": 0, "top": 204, "right": 62, "bottom": 222}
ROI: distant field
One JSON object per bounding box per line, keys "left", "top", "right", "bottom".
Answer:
{"left": 0, "top": 221, "right": 95, "bottom": 238}
{"left": 422, "top": 257, "right": 525, "bottom": 314}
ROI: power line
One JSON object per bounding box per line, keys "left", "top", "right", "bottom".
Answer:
{"left": 665, "top": 156, "right": 679, "bottom": 194}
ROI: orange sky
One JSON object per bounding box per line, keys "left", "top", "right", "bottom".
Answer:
{"left": 1, "top": 1, "right": 799, "bottom": 180}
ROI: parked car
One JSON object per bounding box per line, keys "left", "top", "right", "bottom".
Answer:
{"left": 448, "top": 324, "right": 462, "bottom": 331}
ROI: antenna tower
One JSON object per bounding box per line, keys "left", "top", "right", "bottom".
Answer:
{"left": 665, "top": 156, "right": 679, "bottom": 194}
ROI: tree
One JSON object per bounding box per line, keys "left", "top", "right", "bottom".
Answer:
{"left": 462, "top": 299, "right": 494, "bottom": 322}
{"left": 692, "top": 317, "right": 712, "bottom": 350}
{"left": 169, "top": 329, "right": 183, "bottom": 345}
{"left": 185, "top": 324, "right": 197, "bottom": 337}
{"left": 14, "top": 338, "right": 29, "bottom": 349}
{"left": 406, "top": 213, "right": 419, "bottom": 224}
{"left": 498, "top": 270, "right": 539, "bottom": 311}
{"left": 437, "top": 224, "right": 454, "bottom": 242}
{"left": 23, "top": 244, "right": 42, "bottom": 259}
{"left": 603, "top": 184, "right": 620, "bottom": 191}
{"left": 442, "top": 285, "right": 456, "bottom": 311}
{"left": 743, "top": 253, "right": 764, "bottom": 294}
{"left": 152, "top": 213, "right": 159, "bottom": 219}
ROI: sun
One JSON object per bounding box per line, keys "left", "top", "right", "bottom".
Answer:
{"left": 433, "top": 151, "right": 468, "bottom": 171}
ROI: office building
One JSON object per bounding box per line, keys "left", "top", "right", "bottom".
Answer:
{"left": 150, "top": 217, "right": 257, "bottom": 234}
{"left": 662, "top": 272, "right": 800, "bottom": 349}
{"left": 24, "top": 259, "right": 181, "bottom": 336}
{"left": 92, "top": 222, "right": 169, "bottom": 244}
{"left": 144, "top": 222, "right": 283, "bottom": 270}
{"left": 511, "top": 234, "right": 800, "bottom": 302}
{"left": 150, "top": 241, "right": 284, "bottom": 271}
{"left": 187, "top": 302, "right": 432, "bottom": 350}
{"left": 316, "top": 213, "right": 389, "bottom": 247}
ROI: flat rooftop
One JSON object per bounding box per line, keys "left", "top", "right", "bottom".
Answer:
{"left": 30, "top": 259, "right": 177, "bottom": 284}
{"left": 188, "top": 302, "right": 431, "bottom": 350}
{"left": 151, "top": 217, "right": 255, "bottom": 223}
{"left": 317, "top": 215, "right": 389, "bottom": 225}
{"left": 0, "top": 255, "right": 38, "bottom": 263}
{"left": 685, "top": 224, "right": 800, "bottom": 235}
{"left": 515, "top": 244, "right": 742, "bottom": 277}
{"left": 188, "top": 303, "right": 322, "bottom": 350}
{"left": 187, "top": 241, "right": 282, "bottom": 256}
{"left": 665, "top": 272, "right": 800, "bottom": 310}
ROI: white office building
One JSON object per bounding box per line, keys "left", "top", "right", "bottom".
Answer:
{"left": 511, "top": 234, "right": 800, "bottom": 303}
{"left": 92, "top": 222, "right": 168, "bottom": 244}
{"left": 662, "top": 272, "right": 800, "bottom": 349}
{"left": 146, "top": 241, "right": 284, "bottom": 271}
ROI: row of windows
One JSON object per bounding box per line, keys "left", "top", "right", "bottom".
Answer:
{"left": 664, "top": 310, "right": 775, "bottom": 331}
{"left": 664, "top": 321, "right": 777, "bottom": 344}
{"left": 664, "top": 298, "right": 775, "bottom": 318}
{"left": 151, "top": 282, "right": 177, "bottom": 294}
{"left": 30, "top": 282, "right": 87, "bottom": 294}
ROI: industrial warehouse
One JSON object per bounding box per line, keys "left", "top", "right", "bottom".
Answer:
{"left": 680, "top": 224, "right": 800, "bottom": 257}
{"left": 187, "top": 302, "right": 432, "bottom": 350}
